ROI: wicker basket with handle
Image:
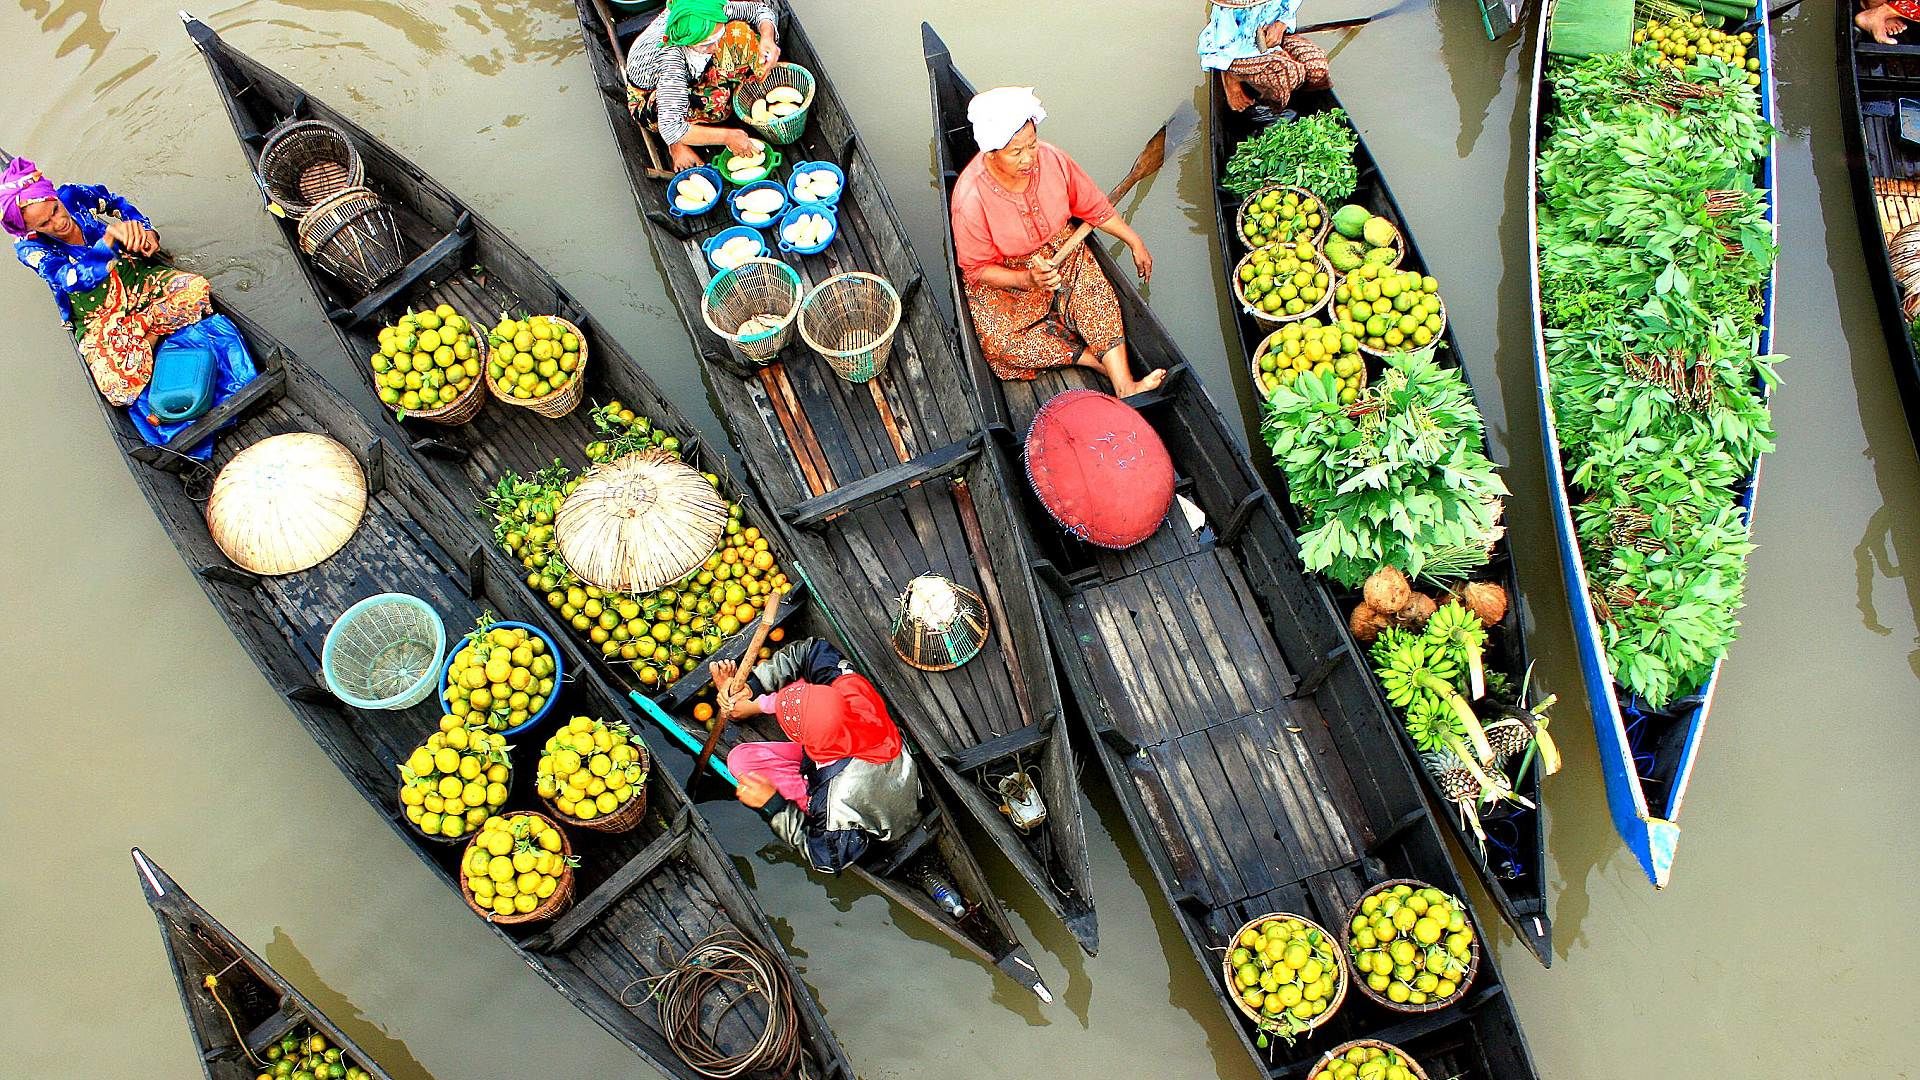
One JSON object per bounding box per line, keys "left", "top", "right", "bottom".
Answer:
{"left": 460, "top": 811, "right": 575, "bottom": 925}
{"left": 799, "top": 272, "right": 901, "bottom": 383}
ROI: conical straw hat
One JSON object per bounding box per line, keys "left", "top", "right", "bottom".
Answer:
{"left": 206, "top": 432, "right": 367, "bottom": 575}
{"left": 556, "top": 448, "right": 727, "bottom": 594}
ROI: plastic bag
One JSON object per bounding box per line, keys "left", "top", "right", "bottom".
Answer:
{"left": 128, "top": 314, "right": 259, "bottom": 461}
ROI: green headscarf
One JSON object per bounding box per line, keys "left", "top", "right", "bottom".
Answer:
{"left": 663, "top": 0, "right": 727, "bottom": 47}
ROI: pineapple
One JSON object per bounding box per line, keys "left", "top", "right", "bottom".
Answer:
{"left": 1482, "top": 716, "right": 1533, "bottom": 761}
{"left": 1422, "top": 750, "right": 1480, "bottom": 803}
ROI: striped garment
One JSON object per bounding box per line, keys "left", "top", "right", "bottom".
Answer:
{"left": 624, "top": 2, "right": 776, "bottom": 144}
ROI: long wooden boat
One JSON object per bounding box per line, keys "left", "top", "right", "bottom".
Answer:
{"left": 134, "top": 848, "right": 399, "bottom": 1080}
{"left": 1526, "top": 0, "right": 1779, "bottom": 888}
{"left": 1838, "top": 9, "right": 1920, "bottom": 452}
{"left": 74, "top": 307, "right": 849, "bottom": 1077}
{"left": 567, "top": 0, "right": 1096, "bottom": 965}
{"left": 181, "top": 13, "right": 1055, "bottom": 997}
{"left": 1206, "top": 81, "right": 1551, "bottom": 964}
{"left": 925, "top": 27, "right": 1540, "bottom": 1080}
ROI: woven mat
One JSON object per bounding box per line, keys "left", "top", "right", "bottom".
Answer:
{"left": 1876, "top": 178, "right": 1920, "bottom": 240}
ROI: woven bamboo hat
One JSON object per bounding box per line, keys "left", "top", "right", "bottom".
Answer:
{"left": 890, "top": 575, "right": 990, "bottom": 671}
{"left": 556, "top": 448, "right": 727, "bottom": 594}
{"left": 206, "top": 433, "right": 367, "bottom": 575}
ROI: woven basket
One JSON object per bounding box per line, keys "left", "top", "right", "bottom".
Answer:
{"left": 459, "top": 812, "right": 575, "bottom": 925}
{"left": 1221, "top": 912, "right": 1349, "bottom": 1039}
{"left": 1234, "top": 185, "right": 1332, "bottom": 251}
{"left": 1357, "top": 297, "right": 1447, "bottom": 360}
{"left": 542, "top": 741, "right": 651, "bottom": 834}
{"left": 1304, "top": 1041, "right": 1432, "bottom": 1080}
{"left": 1343, "top": 879, "right": 1480, "bottom": 1014}
{"left": 297, "top": 187, "right": 404, "bottom": 294}
{"left": 487, "top": 316, "right": 588, "bottom": 418}
{"left": 890, "top": 575, "right": 990, "bottom": 671}
{"left": 702, "top": 258, "right": 802, "bottom": 365}
{"left": 258, "top": 120, "right": 364, "bottom": 217}
{"left": 1234, "top": 250, "right": 1334, "bottom": 328}
{"left": 734, "top": 63, "right": 816, "bottom": 145}
{"left": 1248, "top": 325, "right": 1367, "bottom": 403}
{"left": 799, "top": 272, "right": 901, "bottom": 384}
{"left": 396, "top": 311, "right": 489, "bottom": 425}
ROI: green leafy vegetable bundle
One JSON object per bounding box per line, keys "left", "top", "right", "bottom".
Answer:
{"left": 1536, "top": 47, "right": 1782, "bottom": 708}
{"left": 1224, "top": 109, "right": 1360, "bottom": 201}
{"left": 1261, "top": 351, "right": 1508, "bottom": 588}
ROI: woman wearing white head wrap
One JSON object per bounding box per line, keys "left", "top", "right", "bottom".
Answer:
{"left": 948, "top": 88, "right": 1166, "bottom": 397}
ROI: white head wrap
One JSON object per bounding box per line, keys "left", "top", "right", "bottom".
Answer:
{"left": 968, "top": 87, "right": 1047, "bottom": 152}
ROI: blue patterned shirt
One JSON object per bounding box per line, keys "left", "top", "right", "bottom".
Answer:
{"left": 13, "top": 183, "right": 150, "bottom": 325}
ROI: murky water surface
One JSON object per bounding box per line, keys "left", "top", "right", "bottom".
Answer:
{"left": 3, "top": 1, "right": 1916, "bottom": 1076}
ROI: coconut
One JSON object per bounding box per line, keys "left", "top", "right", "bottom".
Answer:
{"left": 1391, "top": 591, "right": 1437, "bottom": 630}
{"left": 1348, "top": 602, "right": 1391, "bottom": 644}
{"left": 1362, "top": 566, "right": 1412, "bottom": 614}
{"left": 1453, "top": 581, "right": 1508, "bottom": 628}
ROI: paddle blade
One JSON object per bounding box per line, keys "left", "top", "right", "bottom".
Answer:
{"left": 1111, "top": 101, "right": 1199, "bottom": 203}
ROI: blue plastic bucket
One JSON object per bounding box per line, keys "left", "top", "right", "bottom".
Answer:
{"left": 666, "top": 165, "right": 723, "bottom": 218}
{"left": 728, "top": 180, "right": 789, "bottom": 229}
{"left": 703, "top": 225, "right": 769, "bottom": 271}
{"left": 437, "top": 620, "right": 564, "bottom": 736}
{"left": 776, "top": 202, "right": 839, "bottom": 256}
{"left": 785, "top": 161, "right": 845, "bottom": 209}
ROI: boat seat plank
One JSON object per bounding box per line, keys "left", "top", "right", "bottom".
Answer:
{"left": 531, "top": 811, "right": 693, "bottom": 953}
{"left": 781, "top": 438, "right": 976, "bottom": 527}
{"left": 242, "top": 1003, "right": 306, "bottom": 1055}
{"left": 942, "top": 720, "right": 1051, "bottom": 773}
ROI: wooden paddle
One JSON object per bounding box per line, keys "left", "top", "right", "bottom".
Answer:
{"left": 690, "top": 587, "right": 785, "bottom": 786}
{"left": 1293, "top": 0, "right": 1426, "bottom": 35}
{"left": 1033, "top": 101, "right": 1199, "bottom": 278}
{"left": 587, "top": 0, "right": 678, "bottom": 181}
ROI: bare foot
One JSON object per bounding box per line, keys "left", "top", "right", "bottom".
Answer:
{"left": 1118, "top": 368, "right": 1168, "bottom": 398}
{"left": 1859, "top": 4, "right": 1909, "bottom": 43}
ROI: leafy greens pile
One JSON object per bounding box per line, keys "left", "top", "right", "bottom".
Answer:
{"left": 1261, "top": 351, "right": 1507, "bottom": 588}
{"left": 1536, "top": 48, "right": 1781, "bottom": 708}
{"left": 1224, "top": 109, "right": 1360, "bottom": 201}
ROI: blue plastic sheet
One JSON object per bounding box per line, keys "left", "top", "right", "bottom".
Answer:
{"left": 128, "top": 314, "right": 258, "bottom": 461}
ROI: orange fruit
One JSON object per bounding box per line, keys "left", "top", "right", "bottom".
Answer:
{"left": 693, "top": 702, "right": 714, "bottom": 722}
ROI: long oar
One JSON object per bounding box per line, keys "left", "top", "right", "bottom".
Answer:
{"left": 689, "top": 588, "right": 784, "bottom": 787}
{"left": 587, "top": 0, "right": 677, "bottom": 180}
{"left": 1294, "top": 0, "right": 1425, "bottom": 36}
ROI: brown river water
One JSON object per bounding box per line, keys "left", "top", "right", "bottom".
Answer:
{"left": 3, "top": 1, "right": 1916, "bottom": 1076}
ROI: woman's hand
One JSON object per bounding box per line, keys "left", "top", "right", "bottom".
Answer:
{"left": 757, "top": 27, "right": 781, "bottom": 71}
{"left": 669, "top": 142, "right": 705, "bottom": 170}
{"left": 1129, "top": 239, "right": 1153, "bottom": 282}
{"left": 105, "top": 220, "right": 158, "bottom": 256}
{"left": 1026, "top": 257, "right": 1062, "bottom": 292}
{"left": 736, "top": 772, "right": 777, "bottom": 809}
{"left": 722, "top": 127, "right": 757, "bottom": 156}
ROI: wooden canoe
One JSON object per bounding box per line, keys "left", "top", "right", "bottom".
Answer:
{"left": 76, "top": 305, "right": 849, "bottom": 1077}
{"left": 1526, "top": 0, "right": 1779, "bottom": 888}
{"left": 567, "top": 0, "right": 1095, "bottom": 968}
{"left": 181, "top": 13, "right": 1056, "bottom": 997}
{"left": 134, "top": 848, "right": 399, "bottom": 1080}
{"left": 1838, "top": 9, "right": 1920, "bottom": 453}
{"left": 1206, "top": 80, "right": 1552, "bottom": 965}
{"left": 925, "top": 25, "right": 1541, "bottom": 1080}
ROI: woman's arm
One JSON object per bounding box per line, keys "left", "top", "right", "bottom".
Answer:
{"left": 66, "top": 183, "right": 150, "bottom": 228}
{"left": 1095, "top": 214, "right": 1153, "bottom": 281}
{"left": 16, "top": 241, "right": 80, "bottom": 326}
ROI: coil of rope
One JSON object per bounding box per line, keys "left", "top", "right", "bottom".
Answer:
{"left": 630, "top": 928, "right": 809, "bottom": 1080}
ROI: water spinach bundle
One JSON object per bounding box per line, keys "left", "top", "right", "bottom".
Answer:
{"left": 1536, "top": 47, "right": 1780, "bottom": 709}
{"left": 1224, "top": 109, "right": 1360, "bottom": 202}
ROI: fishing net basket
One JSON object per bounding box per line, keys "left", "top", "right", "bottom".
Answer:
{"left": 321, "top": 593, "right": 446, "bottom": 710}
{"left": 296, "top": 186, "right": 405, "bottom": 294}
{"left": 702, "top": 258, "right": 802, "bottom": 364}
{"left": 734, "top": 63, "right": 816, "bottom": 145}
{"left": 1233, "top": 250, "right": 1333, "bottom": 328}
{"left": 1342, "top": 878, "right": 1481, "bottom": 1014}
{"left": 1305, "top": 1041, "right": 1432, "bottom": 1080}
{"left": 459, "top": 812, "right": 575, "bottom": 924}
{"left": 542, "top": 740, "right": 651, "bottom": 833}
{"left": 488, "top": 315, "right": 589, "bottom": 418}
{"left": 890, "top": 575, "right": 990, "bottom": 671}
{"left": 799, "top": 272, "right": 900, "bottom": 383}
{"left": 1234, "top": 184, "right": 1332, "bottom": 250}
{"left": 257, "top": 119, "right": 364, "bottom": 217}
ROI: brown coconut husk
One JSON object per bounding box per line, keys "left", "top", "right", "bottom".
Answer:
{"left": 1392, "top": 592, "right": 1437, "bottom": 630}
{"left": 1452, "top": 581, "right": 1509, "bottom": 629}
{"left": 1362, "top": 566, "right": 1412, "bottom": 614}
{"left": 1349, "top": 602, "right": 1391, "bottom": 644}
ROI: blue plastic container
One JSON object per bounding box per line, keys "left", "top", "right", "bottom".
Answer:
{"left": 148, "top": 332, "right": 220, "bottom": 422}
{"left": 728, "top": 180, "right": 789, "bottom": 229}
{"left": 785, "top": 161, "right": 845, "bottom": 209}
{"left": 666, "top": 165, "right": 723, "bottom": 218}
{"left": 776, "top": 202, "right": 839, "bottom": 256}
{"left": 703, "top": 225, "right": 768, "bottom": 270}
{"left": 437, "top": 620, "right": 564, "bottom": 736}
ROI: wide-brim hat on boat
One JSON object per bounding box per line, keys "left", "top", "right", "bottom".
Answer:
{"left": 206, "top": 432, "right": 367, "bottom": 575}
{"left": 556, "top": 447, "right": 727, "bottom": 594}
{"left": 1023, "top": 389, "right": 1175, "bottom": 550}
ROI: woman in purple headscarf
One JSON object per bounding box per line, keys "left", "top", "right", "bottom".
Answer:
{"left": 5, "top": 157, "right": 212, "bottom": 406}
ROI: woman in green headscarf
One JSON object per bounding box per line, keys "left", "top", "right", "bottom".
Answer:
{"left": 624, "top": 0, "right": 781, "bottom": 170}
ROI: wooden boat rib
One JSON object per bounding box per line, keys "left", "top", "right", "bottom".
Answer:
{"left": 1838, "top": 9, "right": 1920, "bottom": 452}
{"left": 134, "top": 848, "right": 399, "bottom": 1080}
{"left": 1525, "top": 0, "right": 1779, "bottom": 888}
{"left": 1206, "top": 81, "right": 1551, "bottom": 965}
{"left": 84, "top": 307, "right": 849, "bottom": 1078}
{"left": 924, "top": 26, "right": 1540, "bottom": 1080}
{"left": 181, "top": 13, "right": 1059, "bottom": 998}
{"left": 568, "top": 1, "right": 1095, "bottom": 969}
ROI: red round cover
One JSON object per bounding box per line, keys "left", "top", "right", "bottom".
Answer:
{"left": 1023, "top": 389, "right": 1175, "bottom": 549}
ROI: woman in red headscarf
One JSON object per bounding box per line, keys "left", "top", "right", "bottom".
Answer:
{"left": 711, "top": 638, "right": 922, "bottom": 873}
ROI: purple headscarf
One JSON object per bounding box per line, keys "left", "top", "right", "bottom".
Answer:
{"left": 1, "top": 157, "right": 60, "bottom": 238}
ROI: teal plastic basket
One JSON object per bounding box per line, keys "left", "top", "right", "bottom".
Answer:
{"left": 322, "top": 593, "right": 446, "bottom": 710}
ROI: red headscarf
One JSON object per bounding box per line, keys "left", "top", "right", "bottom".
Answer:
{"left": 773, "top": 674, "right": 903, "bottom": 764}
